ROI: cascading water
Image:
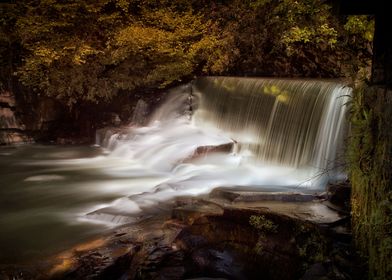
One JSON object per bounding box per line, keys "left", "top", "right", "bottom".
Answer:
{"left": 0, "top": 77, "right": 351, "bottom": 263}
{"left": 91, "top": 77, "right": 350, "bottom": 224}
{"left": 192, "top": 77, "right": 350, "bottom": 180}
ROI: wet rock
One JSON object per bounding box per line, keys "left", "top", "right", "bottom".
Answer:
{"left": 210, "top": 188, "right": 317, "bottom": 203}
{"left": 0, "top": 91, "right": 31, "bottom": 145}
{"left": 189, "top": 248, "right": 245, "bottom": 279}
{"left": 0, "top": 130, "right": 31, "bottom": 145}
{"left": 326, "top": 182, "right": 351, "bottom": 213}
{"left": 0, "top": 265, "right": 44, "bottom": 280}
{"left": 175, "top": 232, "right": 209, "bottom": 250}
{"left": 5, "top": 193, "right": 363, "bottom": 280}
{"left": 194, "top": 142, "right": 234, "bottom": 156}
{"left": 172, "top": 199, "right": 224, "bottom": 224}
{"left": 183, "top": 142, "right": 235, "bottom": 162}
{"left": 209, "top": 188, "right": 241, "bottom": 202}
{"left": 131, "top": 99, "right": 149, "bottom": 126}
{"left": 301, "top": 263, "right": 328, "bottom": 280}
{"left": 185, "top": 278, "right": 228, "bottom": 280}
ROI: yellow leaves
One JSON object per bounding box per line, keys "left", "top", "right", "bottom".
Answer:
{"left": 147, "top": 61, "right": 193, "bottom": 88}
{"left": 72, "top": 45, "right": 102, "bottom": 65}
{"left": 106, "top": 6, "right": 227, "bottom": 90}
{"left": 15, "top": 1, "right": 232, "bottom": 106}
{"left": 281, "top": 23, "right": 337, "bottom": 54}
{"left": 110, "top": 8, "right": 216, "bottom": 70}
{"left": 110, "top": 25, "right": 172, "bottom": 63}
{"left": 142, "top": 9, "right": 205, "bottom": 36}
{"left": 189, "top": 32, "right": 235, "bottom": 74}
{"left": 317, "top": 23, "right": 337, "bottom": 46}
{"left": 344, "top": 15, "right": 374, "bottom": 42}
{"left": 282, "top": 26, "right": 313, "bottom": 44}
{"left": 114, "top": 0, "right": 130, "bottom": 14}
{"left": 33, "top": 47, "right": 60, "bottom": 65}
{"left": 270, "top": 85, "right": 279, "bottom": 95}
{"left": 115, "top": 25, "right": 168, "bottom": 48}
{"left": 263, "top": 85, "right": 289, "bottom": 103}
{"left": 33, "top": 44, "right": 101, "bottom": 66}
{"left": 277, "top": 94, "right": 289, "bottom": 103}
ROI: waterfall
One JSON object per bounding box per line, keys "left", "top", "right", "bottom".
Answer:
{"left": 0, "top": 78, "right": 352, "bottom": 261}
{"left": 193, "top": 77, "right": 350, "bottom": 176}
{"left": 98, "top": 77, "right": 350, "bottom": 189}
{"left": 89, "top": 77, "right": 350, "bottom": 225}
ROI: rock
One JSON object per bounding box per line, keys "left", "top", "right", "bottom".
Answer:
{"left": 0, "top": 92, "right": 16, "bottom": 107}
{"left": 4, "top": 193, "right": 362, "bottom": 280}
{"left": 111, "top": 113, "right": 121, "bottom": 126}
{"left": 131, "top": 99, "right": 149, "bottom": 126}
{"left": 183, "top": 142, "right": 235, "bottom": 162}
{"left": 0, "top": 91, "right": 31, "bottom": 145}
{"left": 209, "top": 188, "right": 241, "bottom": 202}
{"left": 185, "top": 278, "right": 228, "bottom": 280}
{"left": 172, "top": 199, "right": 224, "bottom": 224}
{"left": 326, "top": 182, "right": 351, "bottom": 212}
{"left": 0, "top": 130, "right": 31, "bottom": 145}
{"left": 210, "top": 188, "right": 317, "bottom": 203}
{"left": 194, "top": 142, "right": 234, "bottom": 156}
{"left": 190, "top": 248, "right": 245, "bottom": 279}
{"left": 301, "top": 263, "right": 328, "bottom": 280}
{"left": 175, "top": 233, "right": 209, "bottom": 250}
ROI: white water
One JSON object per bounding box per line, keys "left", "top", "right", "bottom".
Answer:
{"left": 0, "top": 78, "right": 351, "bottom": 262}
{"left": 90, "top": 77, "right": 350, "bottom": 226}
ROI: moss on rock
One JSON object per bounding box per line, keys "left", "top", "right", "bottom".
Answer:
{"left": 348, "top": 83, "right": 392, "bottom": 279}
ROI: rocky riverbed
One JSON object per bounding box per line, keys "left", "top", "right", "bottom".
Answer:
{"left": 0, "top": 184, "right": 365, "bottom": 280}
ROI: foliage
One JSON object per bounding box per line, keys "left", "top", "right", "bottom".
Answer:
{"left": 0, "top": 2, "right": 20, "bottom": 89}
{"left": 195, "top": 0, "right": 373, "bottom": 77}
{"left": 249, "top": 215, "right": 277, "bottom": 253}
{"left": 295, "top": 224, "right": 326, "bottom": 265}
{"left": 347, "top": 83, "right": 392, "bottom": 279}
{"left": 10, "top": 0, "right": 227, "bottom": 106}
{"left": 344, "top": 15, "right": 374, "bottom": 43}
{"left": 249, "top": 214, "right": 278, "bottom": 232}
{"left": 0, "top": 0, "right": 374, "bottom": 109}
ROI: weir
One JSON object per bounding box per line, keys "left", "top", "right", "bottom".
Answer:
{"left": 99, "top": 77, "right": 351, "bottom": 190}
{"left": 192, "top": 77, "right": 351, "bottom": 176}
{"left": 0, "top": 77, "right": 352, "bottom": 263}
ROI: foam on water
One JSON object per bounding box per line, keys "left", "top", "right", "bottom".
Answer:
{"left": 0, "top": 78, "right": 351, "bottom": 262}
{"left": 88, "top": 78, "right": 350, "bottom": 226}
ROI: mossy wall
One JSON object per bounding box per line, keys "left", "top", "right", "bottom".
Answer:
{"left": 348, "top": 84, "right": 392, "bottom": 279}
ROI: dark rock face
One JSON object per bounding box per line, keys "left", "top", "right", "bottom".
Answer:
{"left": 0, "top": 91, "right": 31, "bottom": 145}
{"left": 0, "top": 89, "right": 71, "bottom": 145}
{"left": 326, "top": 182, "right": 351, "bottom": 213}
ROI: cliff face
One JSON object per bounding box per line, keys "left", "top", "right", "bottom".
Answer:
{"left": 0, "top": 86, "right": 73, "bottom": 145}
{"left": 0, "top": 85, "right": 164, "bottom": 145}
{"left": 0, "top": 90, "right": 30, "bottom": 145}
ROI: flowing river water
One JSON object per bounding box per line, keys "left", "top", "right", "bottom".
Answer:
{"left": 0, "top": 77, "right": 350, "bottom": 264}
